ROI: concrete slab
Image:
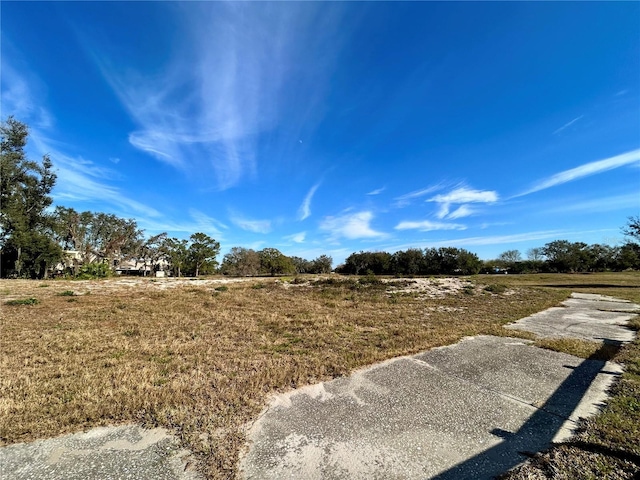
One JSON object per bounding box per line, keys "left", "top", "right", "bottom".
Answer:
{"left": 0, "top": 425, "right": 201, "bottom": 480}
{"left": 239, "top": 336, "right": 623, "bottom": 480}
{"left": 504, "top": 293, "right": 638, "bottom": 342}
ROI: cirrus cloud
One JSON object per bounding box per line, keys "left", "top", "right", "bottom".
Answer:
{"left": 230, "top": 212, "right": 272, "bottom": 234}
{"left": 428, "top": 186, "right": 498, "bottom": 219}
{"left": 298, "top": 182, "right": 321, "bottom": 220}
{"left": 395, "top": 220, "right": 466, "bottom": 232}
{"left": 517, "top": 148, "right": 640, "bottom": 197}
{"left": 319, "top": 211, "right": 386, "bottom": 240}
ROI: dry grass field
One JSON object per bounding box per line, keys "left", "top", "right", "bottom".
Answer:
{"left": 1, "top": 272, "right": 638, "bottom": 479}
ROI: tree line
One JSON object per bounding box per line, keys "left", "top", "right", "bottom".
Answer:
{"left": 336, "top": 248, "right": 484, "bottom": 276}
{"left": 220, "top": 247, "right": 332, "bottom": 277}
{"left": 335, "top": 234, "right": 640, "bottom": 277}
{"left": 490, "top": 239, "right": 640, "bottom": 274}
{"left": 2, "top": 116, "right": 638, "bottom": 279}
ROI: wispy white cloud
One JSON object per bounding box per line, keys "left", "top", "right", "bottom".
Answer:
{"left": 188, "top": 209, "right": 228, "bottom": 235}
{"left": 2, "top": 59, "right": 162, "bottom": 220}
{"left": 1, "top": 61, "right": 52, "bottom": 129}
{"left": 89, "top": 4, "right": 345, "bottom": 190}
{"left": 447, "top": 205, "right": 476, "bottom": 219}
{"left": 518, "top": 148, "right": 640, "bottom": 197}
{"left": 367, "top": 187, "right": 385, "bottom": 196}
{"left": 393, "top": 183, "right": 444, "bottom": 207}
{"left": 480, "top": 222, "right": 512, "bottom": 230}
{"left": 319, "top": 211, "right": 386, "bottom": 240}
{"left": 135, "top": 213, "right": 227, "bottom": 238}
{"left": 230, "top": 213, "right": 272, "bottom": 234}
{"left": 553, "top": 115, "right": 583, "bottom": 135}
{"left": 395, "top": 220, "right": 466, "bottom": 232}
{"left": 52, "top": 163, "right": 161, "bottom": 219}
{"left": 29, "top": 131, "right": 160, "bottom": 219}
{"left": 428, "top": 186, "right": 498, "bottom": 219}
{"left": 429, "top": 187, "right": 498, "bottom": 205}
{"left": 284, "top": 232, "right": 306, "bottom": 243}
{"left": 545, "top": 192, "right": 640, "bottom": 214}
{"left": 298, "top": 182, "right": 321, "bottom": 220}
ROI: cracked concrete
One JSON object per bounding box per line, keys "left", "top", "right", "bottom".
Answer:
{"left": 0, "top": 425, "right": 201, "bottom": 480}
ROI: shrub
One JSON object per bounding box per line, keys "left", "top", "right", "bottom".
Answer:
{"left": 76, "top": 263, "right": 111, "bottom": 279}
{"left": 358, "top": 274, "right": 384, "bottom": 286}
{"left": 5, "top": 298, "right": 39, "bottom": 306}
{"left": 58, "top": 290, "right": 75, "bottom": 296}
{"left": 484, "top": 284, "right": 507, "bottom": 294}
{"left": 215, "top": 286, "right": 229, "bottom": 292}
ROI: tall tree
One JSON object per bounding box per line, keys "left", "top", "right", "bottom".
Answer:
{"left": 0, "top": 117, "right": 61, "bottom": 278}
{"left": 391, "top": 248, "right": 424, "bottom": 275}
{"left": 87, "top": 213, "right": 141, "bottom": 267}
{"left": 221, "top": 247, "right": 261, "bottom": 276}
{"left": 136, "top": 232, "right": 168, "bottom": 276}
{"left": 258, "top": 248, "right": 295, "bottom": 276}
{"left": 188, "top": 232, "right": 220, "bottom": 277}
{"left": 290, "top": 256, "right": 312, "bottom": 274}
{"left": 526, "top": 247, "right": 544, "bottom": 261}
{"left": 542, "top": 240, "right": 590, "bottom": 273}
{"left": 622, "top": 215, "right": 640, "bottom": 244}
{"left": 498, "top": 250, "right": 522, "bottom": 263}
{"left": 52, "top": 207, "right": 94, "bottom": 275}
{"left": 310, "top": 255, "right": 333, "bottom": 274}
{"left": 162, "top": 237, "right": 189, "bottom": 277}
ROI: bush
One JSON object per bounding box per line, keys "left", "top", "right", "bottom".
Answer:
{"left": 484, "top": 284, "right": 507, "bottom": 294}
{"left": 214, "top": 286, "right": 228, "bottom": 292}
{"left": 358, "top": 274, "right": 384, "bottom": 286}
{"left": 76, "top": 263, "right": 111, "bottom": 279}
{"left": 58, "top": 290, "right": 75, "bottom": 296}
{"left": 5, "top": 298, "right": 39, "bottom": 306}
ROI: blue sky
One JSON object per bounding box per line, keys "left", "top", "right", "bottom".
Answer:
{"left": 2, "top": 1, "right": 639, "bottom": 265}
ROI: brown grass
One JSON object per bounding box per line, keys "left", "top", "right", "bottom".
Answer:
{"left": 473, "top": 271, "right": 640, "bottom": 303}
{"left": 0, "top": 275, "right": 570, "bottom": 478}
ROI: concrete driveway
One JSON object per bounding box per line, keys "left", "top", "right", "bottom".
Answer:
{"left": 239, "top": 293, "right": 638, "bottom": 479}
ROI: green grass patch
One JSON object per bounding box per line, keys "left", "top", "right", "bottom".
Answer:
{"left": 5, "top": 298, "right": 39, "bottom": 306}
{"left": 534, "top": 338, "right": 620, "bottom": 361}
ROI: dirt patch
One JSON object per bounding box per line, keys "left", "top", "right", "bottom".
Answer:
{"left": 386, "top": 277, "right": 474, "bottom": 297}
